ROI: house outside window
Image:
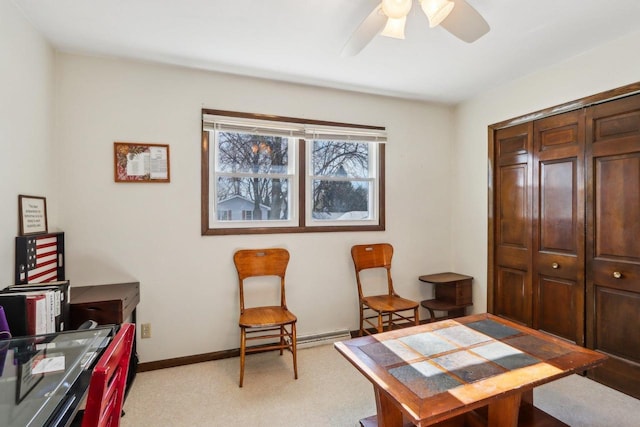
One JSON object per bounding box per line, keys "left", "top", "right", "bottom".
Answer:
{"left": 201, "top": 109, "right": 386, "bottom": 235}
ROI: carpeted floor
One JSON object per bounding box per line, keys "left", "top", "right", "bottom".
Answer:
{"left": 121, "top": 344, "right": 639, "bottom": 426}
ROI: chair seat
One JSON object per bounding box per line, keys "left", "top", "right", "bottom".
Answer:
{"left": 240, "top": 306, "right": 297, "bottom": 328}
{"left": 363, "top": 295, "right": 419, "bottom": 312}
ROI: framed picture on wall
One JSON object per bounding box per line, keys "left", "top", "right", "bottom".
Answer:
{"left": 114, "top": 142, "right": 171, "bottom": 183}
{"left": 18, "top": 195, "right": 48, "bottom": 236}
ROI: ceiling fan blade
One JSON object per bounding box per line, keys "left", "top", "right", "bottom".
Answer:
{"left": 341, "top": 4, "right": 387, "bottom": 57}
{"left": 440, "top": 0, "right": 490, "bottom": 43}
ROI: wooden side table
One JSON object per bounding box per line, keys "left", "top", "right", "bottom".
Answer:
{"left": 419, "top": 272, "right": 473, "bottom": 322}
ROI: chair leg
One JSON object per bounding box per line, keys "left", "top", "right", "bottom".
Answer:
{"left": 414, "top": 307, "right": 420, "bottom": 326}
{"left": 377, "top": 312, "right": 383, "bottom": 333}
{"left": 359, "top": 304, "right": 365, "bottom": 336}
{"left": 291, "top": 323, "right": 298, "bottom": 380}
{"left": 279, "top": 325, "right": 284, "bottom": 355}
{"left": 239, "top": 328, "right": 246, "bottom": 387}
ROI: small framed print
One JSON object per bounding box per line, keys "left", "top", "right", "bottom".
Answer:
{"left": 114, "top": 142, "right": 170, "bottom": 183}
{"left": 18, "top": 195, "right": 48, "bottom": 236}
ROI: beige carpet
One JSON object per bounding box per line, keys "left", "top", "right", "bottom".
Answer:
{"left": 121, "top": 344, "right": 639, "bottom": 426}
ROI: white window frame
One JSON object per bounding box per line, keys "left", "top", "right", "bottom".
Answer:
{"left": 305, "top": 140, "right": 379, "bottom": 227}
{"left": 208, "top": 129, "right": 298, "bottom": 230}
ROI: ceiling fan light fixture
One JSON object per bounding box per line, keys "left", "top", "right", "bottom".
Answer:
{"left": 381, "top": 0, "right": 412, "bottom": 19}
{"left": 380, "top": 16, "right": 407, "bottom": 39}
{"left": 420, "top": 0, "right": 455, "bottom": 28}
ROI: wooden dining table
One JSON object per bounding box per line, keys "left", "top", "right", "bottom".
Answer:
{"left": 335, "top": 313, "right": 607, "bottom": 427}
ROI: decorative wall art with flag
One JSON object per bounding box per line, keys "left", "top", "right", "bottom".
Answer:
{"left": 15, "top": 232, "right": 65, "bottom": 284}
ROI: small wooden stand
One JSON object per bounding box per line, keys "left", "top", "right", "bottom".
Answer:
{"left": 419, "top": 272, "right": 473, "bottom": 322}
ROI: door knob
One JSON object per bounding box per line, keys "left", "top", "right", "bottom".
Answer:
{"left": 613, "top": 271, "right": 622, "bottom": 279}
{"left": 552, "top": 262, "right": 559, "bottom": 269}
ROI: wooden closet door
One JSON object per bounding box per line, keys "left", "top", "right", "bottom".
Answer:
{"left": 586, "top": 93, "right": 640, "bottom": 398}
{"left": 532, "top": 110, "right": 585, "bottom": 345}
{"left": 492, "top": 123, "right": 533, "bottom": 326}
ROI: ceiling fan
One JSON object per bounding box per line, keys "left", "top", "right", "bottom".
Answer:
{"left": 342, "top": 0, "right": 490, "bottom": 56}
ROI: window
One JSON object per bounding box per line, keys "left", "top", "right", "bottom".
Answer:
{"left": 307, "top": 139, "right": 379, "bottom": 227}
{"left": 202, "top": 109, "right": 385, "bottom": 235}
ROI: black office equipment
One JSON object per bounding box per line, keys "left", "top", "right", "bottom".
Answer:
{"left": 0, "top": 281, "right": 71, "bottom": 336}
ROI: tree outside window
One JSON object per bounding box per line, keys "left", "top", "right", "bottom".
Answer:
{"left": 310, "top": 140, "right": 373, "bottom": 221}
{"left": 216, "top": 131, "right": 291, "bottom": 222}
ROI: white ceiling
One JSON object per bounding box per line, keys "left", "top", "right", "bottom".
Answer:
{"left": 12, "top": 0, "right": 640, "bottom": 104}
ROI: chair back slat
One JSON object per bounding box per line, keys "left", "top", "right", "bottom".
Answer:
{"left": 351, "top": 243, "right": 396, "bottom": 298}
{"left": 82, "top": 323, "right": 135, "bottom": 427}
{"left": 351, "top": 243, "right": 393, "bottom": 272}
{"left": 234, "top": 248, "right": 289, "bottom": 279}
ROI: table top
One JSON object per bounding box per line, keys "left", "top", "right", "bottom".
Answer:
{"left": 0, "top": 326, "right": 114, "bottom": 427}
{"left": 334, "top": 313, "right": 607, "bottom": 426}
{"left": 70, "top": 281, "right": 140, "bottom": 305}
{"left": 418, "top": 272, "right": 473, "bottom": 284}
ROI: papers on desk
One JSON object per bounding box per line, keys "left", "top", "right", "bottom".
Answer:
{"left": 32, "top": 354, "right": 65, "bottom": 374}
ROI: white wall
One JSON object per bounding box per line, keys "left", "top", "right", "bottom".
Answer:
{"left": 452, "top": 30, "right": 640, "bottom": 314}
{"left": 54, "top": 54, "right": 455, "bottom": 362}
{"left": 15, "top": 0, "right": 638, "bottom": 365}
{"left": 0, "top": 1, "right": 55, "bottom": 285}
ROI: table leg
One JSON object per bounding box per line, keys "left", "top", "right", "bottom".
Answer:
{"left": 487, "top": 393, "right": 521, "bottom": 427}
{"left": 374, "top": 386, "right": 404, "bottom": 427}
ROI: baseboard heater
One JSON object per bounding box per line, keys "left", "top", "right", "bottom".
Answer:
{"left": 294, "top": 329, "right": 352, "bottom": 349}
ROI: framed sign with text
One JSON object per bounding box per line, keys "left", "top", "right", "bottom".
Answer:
{"left": 18, "top": 195, "right": 48, "bottom": 236}
{"left": 114, "top": 142, "right": 170, "bottom": 183}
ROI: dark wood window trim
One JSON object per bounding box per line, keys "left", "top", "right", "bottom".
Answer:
{"left": 201, "top": 109, "right": 386, "bottom": 235}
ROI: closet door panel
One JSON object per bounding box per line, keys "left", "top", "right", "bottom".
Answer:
{"left": 593, "top": 287, "right": 640, "bottom": 361}
{"left": 496, "top": 164, "right": 530, "bottom": 269}
{"left": 593, "top": 154, "right": 640, "bottom": 260}
{"left": 493, "top": 123, "right": 533, "bottom": 325}
{"left": 586, "top": 93, "right": 640, "bottom": 398}
{"left": 588, "top": 286, "right": 640, "bottom": 396}
{"left": 533, "top": 111, "right": 584, "bottom": 344}
{"left": 537, "top": 276, "right": 577, "bottom": 340}
{"left": 495, "top": 268, "right": 529, "bottom": 325}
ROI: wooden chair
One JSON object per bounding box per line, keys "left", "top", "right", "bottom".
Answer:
{"left": 351, "top": 243, "right": 419, "bottom": 336}
{"left": 80, "top": 323, "right": 135, "bottom": 427}
{"left": 233, "top": 248, "right": 298, "bottom": 387}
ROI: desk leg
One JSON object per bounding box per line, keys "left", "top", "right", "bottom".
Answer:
{"left": 487, "top": 393, "right": 521, "bottom": 427}
{"left": 374, "top": 386, "right": 404, "bottom": 427}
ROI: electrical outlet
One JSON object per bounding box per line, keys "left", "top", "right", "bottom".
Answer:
{"left": 140, "top": 323, "right": 151, "bottom": 339}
